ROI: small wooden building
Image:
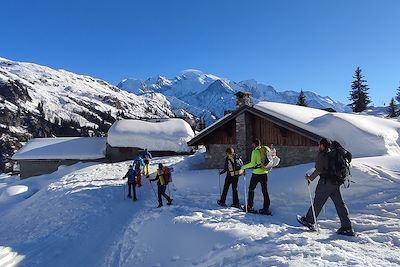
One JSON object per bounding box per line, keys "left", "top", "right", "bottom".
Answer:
{"left": 187, "top": 92, "right": 323, "bottom": 168}
{"left": 12, "top": 137, "right": 107, "bottom": 178}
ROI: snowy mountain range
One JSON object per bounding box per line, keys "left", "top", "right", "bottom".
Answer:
{"left": 0, "top": 57, "right": 175, "bottom": 172}
{"left": 118, "top": 69, "right": 351, "bottom": 123}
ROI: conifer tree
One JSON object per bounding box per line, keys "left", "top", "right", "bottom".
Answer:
{"left": 349, "top": 67, "right": 371, "bottom": 112}
{"left": 387, "top": 98, "right": 398, "bottom": 118}
{"left": 396, "top": 83, "right": 400, "bottom": 103}
{"left": 296, "top": 89, "right": 308, "bottom": 107}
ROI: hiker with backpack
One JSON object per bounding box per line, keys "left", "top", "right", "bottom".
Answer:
{"left": 150, "top": 163, "right": 173, "bottom": 208}
{"left": 217, "top": 147, "right": 243, "bottom": 208}
{"left": 123, "top": 165, "right": 138, "bottom": 201}
{"left": 298, "top": 138, "right": 355, "bottom": 236}
{"left": 140, "top": 148, "right": 152, "bottom": 178}
{"left": 132, "top": 154, "right": 145, "bottom": 187}
{"left": 240, "top": 138, "right": 272, "bottom": 215}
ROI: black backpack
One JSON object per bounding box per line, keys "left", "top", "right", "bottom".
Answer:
{"left": 326, "top": 146, "right": 352, "bottom": 186}
{"left": 228, "top": 154, "right": 244, "bottom": 176}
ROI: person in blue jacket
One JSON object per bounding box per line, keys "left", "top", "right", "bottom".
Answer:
{"left": 123, "top": 165, "right": 138, "bottom": 200}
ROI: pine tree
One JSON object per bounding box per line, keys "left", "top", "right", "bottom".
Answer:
{"left": 396, "top": 83, "right": 400, "bottom": 103}
{"left": 387, "top": 98, "right": 398, "bottom": 118}
{"left": 348, "top": 67, "right": 371, "bottom": 112}
{"left": 296, "top": 89, "right": 308, "bottom": 107}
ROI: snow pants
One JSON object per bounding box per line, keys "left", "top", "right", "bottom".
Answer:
{"left": 306, "top": 178, "right": 352, "bottom": 229}
{"left": 157, "top": 183, "right": 172, "bottom": 205}
{"left": 127, "top": 181, "right": 137, "bottom": 199}
{"left": 220, "top": 175, "right": 239, "bottom": 205}
{"left": 247, "top": 173, "right": 270, "bottom": 210}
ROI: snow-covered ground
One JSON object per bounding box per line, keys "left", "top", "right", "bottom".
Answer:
{"left": 0, "top": 150, "right": 399, "bottom": 267}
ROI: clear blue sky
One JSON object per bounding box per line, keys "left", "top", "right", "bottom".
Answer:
{"left": 1, "top": 0, "right": 399, "bottom": 105}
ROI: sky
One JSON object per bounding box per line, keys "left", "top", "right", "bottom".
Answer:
{"left": 1, "top": 0, "right": 399, "bottom": 105}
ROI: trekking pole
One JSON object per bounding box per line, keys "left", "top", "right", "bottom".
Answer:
{"left": 149, "top": 179, "right": 157, "bottom": 201}
{"left": 244, "top": 172, "right": 248, "bottom": 213}
{"left": 307, "top": 180, "right": 319, "bottom": 233}
{"left": 218, "top": 171, "right": 222, "bottom": 198}
{"left": 123, "top": 182, "right": 126, "bottom": 200}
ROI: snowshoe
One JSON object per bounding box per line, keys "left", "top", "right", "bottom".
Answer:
{"left": 240, "top": 205, "right": 258, "bottom": 214}
{"left": 337, "top": 227, "right": 357, "bottom": 236}
{"left": 296, "top": 215, "right": 316, "bottom": 231}
{"left": 217, "top": 200, "right": 227, "bottom": 207}
{"left": 258, "top": 209, "right": 272, "bottom": 216}
{"left": 230, "top": 203, "right": 240, "bottom": 209}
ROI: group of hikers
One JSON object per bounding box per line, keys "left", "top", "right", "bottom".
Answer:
{"left": 217, "top": 138, "right": 355, "bottom": 236}
{"left": 123, "top": 149, "right": 173, "bottom": 208}
{"left": 122, "top": 137, "right": 355, "bottom": 236}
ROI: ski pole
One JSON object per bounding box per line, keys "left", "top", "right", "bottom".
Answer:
{"left": 307, "top": 180, "right": 319, "bottom": 233}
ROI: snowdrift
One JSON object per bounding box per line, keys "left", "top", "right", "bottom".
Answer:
{"left": 107, "top": 119, "right": 194, "bottom": 152}
{"left": 255, "top": 102, "right": 400, "bottom": 157}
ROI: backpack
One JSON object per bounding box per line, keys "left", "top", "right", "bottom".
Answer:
{"left": 134, "top": 161, "right": 141, "bottom": 172}
{"left": 228, "top": 154, "right": 244, "bottom": 176}
{"left": 258, "top": 145, "right": 281, "bottom": 170}
{"left": 326, "top": 146, "right": 352, "bottom": 186}
{"left": 163, "top": 166, "right": 172, "bottom": 184}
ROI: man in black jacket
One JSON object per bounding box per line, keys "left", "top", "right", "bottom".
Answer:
{"left": 298, "top": 138, "right": 354, "bottom": 236}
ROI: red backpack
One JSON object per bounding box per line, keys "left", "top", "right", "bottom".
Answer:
{"left": 163, "top": 167, "right": 172, "bottom": 184}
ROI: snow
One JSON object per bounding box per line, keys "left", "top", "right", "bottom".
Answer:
{"left": 255, "top": 101, "right": 400, "bottom": 157}
{"left": 1, "top": 101, "right": 400, "bottom": 266}
{"left": 11, "top": 137, "right": 106, "bottom": 160}
{"left": 107, "top": 119, "right": 194, "bottom": 152}
{"left": 0, "top": 151, "right": 400, "bottom": 266}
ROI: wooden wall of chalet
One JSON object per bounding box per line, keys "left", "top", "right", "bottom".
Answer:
{"left": 251, "top": 115, "right": 318, "bottom": 146}
{"left": 200, "top": 119, "right": 236, "bottom": 144}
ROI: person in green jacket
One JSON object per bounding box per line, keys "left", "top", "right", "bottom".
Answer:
{"left": 241, "top": 138, "right": 271, "bottom": 215}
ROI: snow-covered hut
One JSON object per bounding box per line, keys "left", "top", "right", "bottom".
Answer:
{"left": 187, "top": 92, "right": 323, "bottom": 168}
{"left": 106, "top": 118, "right": 195, "bottom": 162}
{"left": 12, "top": 137, "right": 107, "bottom": 178}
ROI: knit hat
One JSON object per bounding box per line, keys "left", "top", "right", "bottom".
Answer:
{"left": 319, "top": 138, "right": 331, "bottom": 149}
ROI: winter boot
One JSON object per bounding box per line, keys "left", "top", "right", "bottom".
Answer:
{"left": 297, "top": 215, "right": 316, "bottom": 231}
{"left": 231, "top": 203, "right": 240, "bottom": 209}
{"left": 337, "top": 227, "right": 355, "bottom": 236}
{"left": 157, "top": 203, "right": 163, "bottom": 208}
{"left": 167, "top": 199, "right": 173, "bottom": 206}
{"left": 127, "top": 194, "right": 132, "bottom": 198}
{"left": 258, "top": 208, "right": 272, "bottom": 215}
{"left": 217, "top": 200, "right": 227, "bottom": 207}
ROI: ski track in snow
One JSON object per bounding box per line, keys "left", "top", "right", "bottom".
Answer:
{"left": 0, "top": 155, "right": 400, "bottom": 266}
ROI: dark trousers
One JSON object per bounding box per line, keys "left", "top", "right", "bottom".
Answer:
{"left": 128, "top": 181, "right": 136, "bottom": 199}
{"left": 157, "top": 183, "right": 171, "bottom": 205}
{"left": 247, "top": 173, "right": 270, "bottom": 210}
{"left": 220, "top": 175, "right": 239, "bottom": 205}
{"left": 306, "top": 179, "right": 352, "bottom": 229}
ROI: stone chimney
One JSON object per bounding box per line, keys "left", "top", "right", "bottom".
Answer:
{"left": 234, "top": 91, "right": 252, "bottom": 109}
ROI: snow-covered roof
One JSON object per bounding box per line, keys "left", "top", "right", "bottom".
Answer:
{"left": 254, "top": 102, "right": 400, "bottom": 157}
{"left": 107, "top": 119, "right": 195, "bottom": 152}
{"left": 12, "top": 137, "right": 107, "bottom": 160}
